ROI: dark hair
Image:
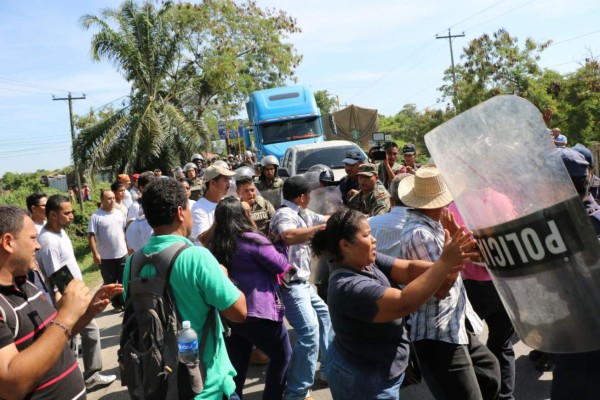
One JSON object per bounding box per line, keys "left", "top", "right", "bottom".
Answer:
{"left": 110, "top": 181, "right": 125, "bottom": 192}
{"left": 26, "top": 192, "right": 47, "bottom": 213}
{"left": 99, "top": 188, "right": 112, "bottom": 200}
{"left": 210, "top": 197, "right": 263, "bottom": 268}
{"left": 0, "top": 206, "right": 27, "bottom": 237}
{"left": 45, "top": 195, "right": 70, "bottom": 218}
{"left": 137, "top": 171, "right": 156, "bottom": 189}
{"left": 235, "top": 177, "right": 254, "bottom": 187}
{"left": 384, "top": 141, "right": 398, "bottom": 151}
{"left": 141, "top": 178, "right": 187, "bottom": 228}
{"left": 311, "top": 209, "right": 366, "bottom": 259}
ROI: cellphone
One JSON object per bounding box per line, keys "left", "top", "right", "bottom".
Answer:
{"left": 49, "top": 266, "right": 74, "bottom": 294}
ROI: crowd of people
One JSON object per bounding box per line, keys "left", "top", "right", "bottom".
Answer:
{"left": 0, "top": 127, "right": 599, "bottom": 400}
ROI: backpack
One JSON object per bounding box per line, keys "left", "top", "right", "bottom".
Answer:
{"left": 118, "top": 242, "right": 215, "bottom": 400}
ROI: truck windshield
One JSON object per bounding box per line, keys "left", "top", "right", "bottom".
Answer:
{"left": 296, "top": 145, "right": 360, "bottom": 173}
{"left": 260, "top": 117, "right": 323, "bottom": 144}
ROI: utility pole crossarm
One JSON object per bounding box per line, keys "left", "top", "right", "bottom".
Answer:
{"left": 436, "top": 28, "right": 465, "bottom": 107}
{"left": 53, "top": 93, "right": 86, "bottom": 213}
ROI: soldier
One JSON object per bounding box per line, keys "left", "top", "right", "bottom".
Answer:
{"left": 256, "top": 155, "right": 284, "bottom": 209}
{"left": 401, "top": 143, "right": 422, "bottom": 174}
{"left": 191, "top": 153, "right": 205, "bottom": 177}
{"left": 347, "top": 163, "right": 391, "bottom": 217}
{"left": 236, "top": 176, "right": 275, "bottom": 236}
{"left": 183, "top": 162, "right": 204, "bottom": 201}
{"left": 338, "top": 150, "right": 365, "bottom": 204}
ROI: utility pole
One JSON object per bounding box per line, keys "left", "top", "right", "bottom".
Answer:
{"left": 436, "top": 28, "right": 465, "bottom": 108}
{"left": 53, "top": 93, "right": 86, "bottom": 213}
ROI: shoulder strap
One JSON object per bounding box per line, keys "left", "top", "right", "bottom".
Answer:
{"left": 128, "top": 241, "right": 191, "bottom": 286}
{"left": 0, "top": 293, "right": 18, "bottom": 339}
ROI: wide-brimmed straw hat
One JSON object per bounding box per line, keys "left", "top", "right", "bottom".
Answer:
{"left": 397, "top": 166, "right": 453, "bottom": 209}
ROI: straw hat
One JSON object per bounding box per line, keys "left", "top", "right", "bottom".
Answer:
{"left": 397, "top": 166, "right": 453, "bottom": 209}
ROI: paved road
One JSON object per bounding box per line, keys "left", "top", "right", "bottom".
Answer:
{"left": 87, "top": 301, "right": 553, "bottom": 400}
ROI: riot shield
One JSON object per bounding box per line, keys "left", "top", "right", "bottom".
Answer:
{"left": 425, "top": 95, "right": 600, "bottom": 352}
{"left": 308, "top": 186, "right": 344, "bottom": 215}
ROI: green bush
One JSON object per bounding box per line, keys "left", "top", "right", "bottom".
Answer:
{"left": 1, "top": 169, "right": 110, "bottom": 287}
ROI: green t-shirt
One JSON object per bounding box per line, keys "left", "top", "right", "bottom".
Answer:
{"left": 123, "top": 234, "right": 240, "bottom": 400}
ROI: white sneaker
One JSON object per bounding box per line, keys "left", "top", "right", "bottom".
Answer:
{"left": 85, "top": 372, "right": 116, "bottom": 390}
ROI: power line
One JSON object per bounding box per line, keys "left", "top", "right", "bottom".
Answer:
{"left": 448, "top": 0, "right": 508, "bottom": 31}
{"left": 550, "top": 29, "right": 600, "bottom": 47}
{"left": 0, "top": 77, "right": 70, "bottom": 93}
{"left": 461, "top": 0, "right": 537, "bottom": 33}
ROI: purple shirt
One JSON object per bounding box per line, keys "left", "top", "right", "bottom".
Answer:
{"left": 230, "top": 232, "right": 289, "bottom": 321}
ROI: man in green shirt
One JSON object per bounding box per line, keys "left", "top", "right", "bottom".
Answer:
{"left": 122, "top": 178, "right": 247, "bottom": 400}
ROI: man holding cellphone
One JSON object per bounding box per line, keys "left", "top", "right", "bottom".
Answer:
{"left": 37, "top": 195, "right": 117, "bottom": 390}
{"left": 0, "top": 205, "right": 122, "bottom": 399}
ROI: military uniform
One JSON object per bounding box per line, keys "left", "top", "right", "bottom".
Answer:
{"left": 256, "top": 177, "right": 284, "bottom": 209}
{"left": 189, "top": 176, "right": 204, "bottom": 201}
{"left": 249, "top": 196, "right": 276, "bottom": 236}
{"left": 347, "top": 185, "right": 391, "bottom": 217}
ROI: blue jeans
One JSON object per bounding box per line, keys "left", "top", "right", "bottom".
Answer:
{"left": 326, "top": 343, "right": 405, "bottom": 399}
{"left": 282, "top": 282, "right": 332, "bottom": 399}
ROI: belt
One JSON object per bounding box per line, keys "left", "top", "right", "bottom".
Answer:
{"left": 288, "top": 280, "right": 307, "bottom": 285}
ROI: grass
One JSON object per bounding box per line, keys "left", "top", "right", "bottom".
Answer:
{"left": 80, "top": 253, "right": 103, "bottom": 288}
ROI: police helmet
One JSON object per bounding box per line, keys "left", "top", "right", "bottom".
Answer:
{"left": 243, "top": 150, "right": 253, "bottom": 158}
{"left": 191, "top": 153, "right": 204, "bottom": 162}
{"left": 235, "top": 166, "right": 255, "bottom": 183}
{"left": 261, "top": 155, "right": 280, "bottom": 168}
{"left": 183, "top": 162, "right": 197, "bottom": 172}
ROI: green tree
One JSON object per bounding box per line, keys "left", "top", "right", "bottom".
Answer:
{"left": 77, "top": 0, "right": 301, "bottom": 175}
{"left": 440, "top": 29, "right": 551, "bottom": 112}
{"left": 560, "top": 58, "right": 600, "bottom": 144}
{"left": 314, "top": 90, "right": 336, "bottom": 114}
{"left": 78, "top": 0, "right": 205, "bottom": 175}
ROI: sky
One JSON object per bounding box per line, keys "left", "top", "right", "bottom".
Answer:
{"left": 1, "top": 0, "right": 599, "bottom": 176}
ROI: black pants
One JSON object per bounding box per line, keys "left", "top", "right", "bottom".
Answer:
{"left": 99, "top": 256, "right": 126, "bottom": 308}
{"left": 414, "top": 331, "right": 500, "bottom": 400}
{"left": 464, "top": 279, "right": 515, "bottom": 400}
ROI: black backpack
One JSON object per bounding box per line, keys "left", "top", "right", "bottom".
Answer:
{"left": 118, "top": 242, "right": 215, "bottom": 400}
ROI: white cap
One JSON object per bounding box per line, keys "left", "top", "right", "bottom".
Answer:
{"left": 182, "top": 320, "right": 191, "bottom": 329}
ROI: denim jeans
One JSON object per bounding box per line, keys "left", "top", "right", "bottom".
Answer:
{"left": 464, "top": 280, "right": 515, "bottom": 400}
{"left": 282, "top": 281, "right": 332, "bottom": 399}
{"left": 225, "top": 318, "right": 292, "bottom": 400}
{"left": 326, "top": 343, "right": 405, "bottom": 399}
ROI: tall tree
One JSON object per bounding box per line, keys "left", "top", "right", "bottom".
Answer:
{"left": 77, "top": 0, "right": 301, "bottom": 175}
{"left": 314, "top": 90, "right": 336, "bottom": 114}
{"left": 439, "top": 29, "right": 551, "bottom": 112}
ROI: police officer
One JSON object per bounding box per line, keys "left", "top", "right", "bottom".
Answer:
{"left": 183, "top": 162, "right": 204, "bottom": 201}
{"left": 347, "top": 163, "right": 391, "bottom": 217}
{"left": 236, "top": 175, "right": 275, "bottom": 236}
{"left": 256, "top": 155, "right": 284, "bottom": 209}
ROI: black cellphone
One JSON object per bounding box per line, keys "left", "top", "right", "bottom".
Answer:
{"left": 49, "top": 266, "right": 74, "bottom": 294}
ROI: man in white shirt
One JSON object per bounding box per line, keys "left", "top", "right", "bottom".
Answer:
{"left": 37, "top": 195, "right": 117, "bottom": 390}
{"left": 117, "top": 174, "right": 133, "bottom": 209}
{"left": 25, "top": 192, "right": 47, "bottom": 234}
{"left": 88, "top": 190, "right": 127, "bottom": 311}
{"left": 191, "top": 165, "right": 235, "bottom": 246}
{"left": 126, "top": 172, "right": 156, "bottom": 226}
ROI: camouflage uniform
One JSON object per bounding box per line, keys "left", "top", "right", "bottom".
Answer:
{"left": 189, "top": 177, "right": 204, "bottom": 201}
{"left": 249, "top": 196, "right": 276, "bottom": 236}
{"left": 347, "top": 185, "right": 391, "bottom": 217}
{"left": 256, "top": 177, "right": 284, "bottom": 209}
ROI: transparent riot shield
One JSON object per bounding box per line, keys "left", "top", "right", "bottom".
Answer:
{"left": 425, "top": 95, "right": 600, "bottom": 352}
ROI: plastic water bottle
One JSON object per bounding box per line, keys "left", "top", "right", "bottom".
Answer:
{"left": 177, "top": 321, "right": 198, "bottom": 363}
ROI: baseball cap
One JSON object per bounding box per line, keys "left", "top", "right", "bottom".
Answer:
{"left": 402, "top": 143, "right": 416, "bottom": 155}
{"left": 203, "top": 165, "right": 235, "bottom": 182}
{"left": 572, "top": 144, "right": 593, "bottom": 168}
{"left": 357, "top": 163, "right": 377, "bottom": 177}
{"left": 342, "top": 150, "right": 365, "bottom": 165}
{"left": 132, "top": 173, "right": 141, "bottom": 181}
{"left": 283, "top": 175, "right": 311, "bottom": 200}
{"left": 558, "top": 148, "right": 588, "bottom": 178}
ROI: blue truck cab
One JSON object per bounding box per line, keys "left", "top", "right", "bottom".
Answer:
{"left": 244, "top": 86, "right": 325, "bottom": 160}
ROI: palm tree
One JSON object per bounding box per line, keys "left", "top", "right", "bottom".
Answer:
{"left": 77, "top": 0, "right": 208, "bottom": 175}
